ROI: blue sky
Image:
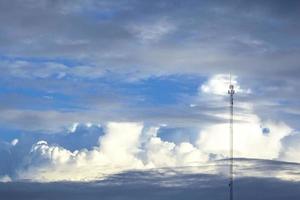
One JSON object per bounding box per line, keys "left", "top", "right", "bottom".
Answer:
{"left": 0, "top": 0, "right": 300, "bottom": 199}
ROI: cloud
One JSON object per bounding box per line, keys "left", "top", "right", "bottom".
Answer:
{"left": 197, "top": 74, "right": 293, "bottom": 160}
{"left": 145, "top": 136, "right": 208, "bottom": 168}
{"left": 0, "top": 0, "right": 299, "bottom": 135}
{"left": 129, "top": 19, "right": 176, "bottom": 43}
{"left": 13, "top": 118, "right": 295, "bottom": 182}
{"left": 98, "top": 122, "right": 144, "bottom": 167}
{"left": 0, "top": 60, "right": 104, "bottom": 80}
{"left": 0, "top": 175, "right": 11, "bottom": 183}
{"left": 279, "top": 132, "right": 300, "bottom": 163}
{"left": 14, "top": 122, "right": 210, "bottom": 181}
{"left": 1, "top": 159, "right": 300, "bottom": 199}
{"left": 0, "top": 0, "right": 299, "bottom": 81}
{"left": 197, "top": 121, "right": 292, "bottom": 159}
{"left": 14, "top": 122, "right": 143, "bottom": 181}
{"left": 200, "top": 74, "right": 251, "bottom": 96}
{"left": 0, "top": 3, "right": 299, "bottom": 196}
{"left": 10, "top": 139, "right": 18, "bottom": 146}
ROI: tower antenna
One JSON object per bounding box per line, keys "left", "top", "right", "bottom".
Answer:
{"left": 228, "top": 73, "right": 235, "bottom": 200}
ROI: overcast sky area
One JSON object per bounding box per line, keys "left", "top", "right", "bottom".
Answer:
{"left": 0, "top": 0, "right": 300, "bottom": 199}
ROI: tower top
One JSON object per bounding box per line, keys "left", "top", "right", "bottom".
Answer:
{"left": 228, "top": 84, "right": 235, "bottom": 95}
{"left": 228, "top": 74, "right": 235, "bottom": 95}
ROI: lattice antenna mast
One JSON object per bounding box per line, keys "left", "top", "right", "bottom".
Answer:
{"left": 228, "top": 74, "right": 235, "bottom": 200}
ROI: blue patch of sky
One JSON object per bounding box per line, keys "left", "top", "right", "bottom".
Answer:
{"left": 1, "top": 75, "right": 205, "bottom": 111}
{"left": 83, "top": 9, "right": 118, "bottom": 21}
{"left": 0, "top": 127, "right": 23, "bottom": 142}
{"left": 157, "top": 126, "right": 199, "bottom": 145}
{"left": 135, "top": 76, "right": 201, "bottom": 105}
{"left": 97, "top": 74, "right": 205, "bottom": 106}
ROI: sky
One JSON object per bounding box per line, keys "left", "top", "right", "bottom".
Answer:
{"left": 0, "top": 0, "right": 300, "bottom": 199}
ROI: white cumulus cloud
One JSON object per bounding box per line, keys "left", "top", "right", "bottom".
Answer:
{"left": 200, "top": 74, "right": 251, "bottom": 96}
{"left": 17, "top": 122, "right": 207, "bottom": 182}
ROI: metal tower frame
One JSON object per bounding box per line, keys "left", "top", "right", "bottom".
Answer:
{"left": 228, "top": 74, "right": 235, "bottom": 200}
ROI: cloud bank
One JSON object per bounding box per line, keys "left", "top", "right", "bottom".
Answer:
{"left": 16, "top": 120, "right": 297, "bottom": 182}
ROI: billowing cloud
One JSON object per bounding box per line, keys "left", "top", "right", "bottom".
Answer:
{"left": 198, "top": 121, "right": 292, "bottom": 159}
{"left": 16, "top": 122, "right": 209, "bottom": 181}
{"left": 13, "top": 119, "right": 295, "bottom": 182}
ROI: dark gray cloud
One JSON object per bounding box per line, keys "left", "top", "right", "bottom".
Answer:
{"left": 0, "top": 0, "right": 299, "bottom": 78}
{"left": 0, "top": 160, "right": 300, "bottom": 200}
